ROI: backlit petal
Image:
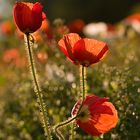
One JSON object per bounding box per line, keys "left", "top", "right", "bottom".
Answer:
{"left": 73, "top": 38, "right": 108, "bottom": 66}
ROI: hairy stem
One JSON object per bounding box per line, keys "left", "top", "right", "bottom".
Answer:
{"left": 68, "top": 65, "right": 87, "bottom": 139}
{"left": 25, "top": 33, "right": 52, "bottom": 140}
{"left": 54, "top": 65, "right": 87, "bottom": 140}
{"left": 77, "top": 65, "right": 87, "bottom": 115}
{"left": 69, "top": 122, "right": 75, "bottom": 140}
{"left": 54, "top": 116, "right": 78, "bottom": 140}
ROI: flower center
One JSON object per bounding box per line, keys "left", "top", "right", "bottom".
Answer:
{"left": 78, "top": 105, "right": 91, "bottom": 122}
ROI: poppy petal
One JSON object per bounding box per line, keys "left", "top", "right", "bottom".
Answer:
{"left": 72, "top": 95, "right": 118, "bottom": 136}
{"left": 73, "top": 38, "right": 108, "bottom": 66}
{"left": 58, "top": 33, "right": 81, "bottom": 61}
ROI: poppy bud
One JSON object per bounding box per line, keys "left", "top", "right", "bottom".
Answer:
{"left": 13, "top": 2, "right": 46, "bottom": 33}
{"left": 71, "top": 95, "right": 118, "bottom": 136}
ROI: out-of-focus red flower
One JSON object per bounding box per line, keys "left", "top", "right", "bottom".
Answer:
{"left": 3, "top": 48, "right": 20, "bottom": 63}
{"left": 40, "top": 19, "right": 49, "bottom": 32}
{"left": 125, "top": 13, "right": 140, "bottom": 23}
{"left": 13, "top": 2, "right": 46, "bottom": 33}
{"left": 15, "top": 57, "right": 27, "bottom": 68}
{"left": 124, "top": 13, "right": 140, "bottom": 33}
{"left": 107, "top": 24, "right": 116, "bottom": 32}
{"left": 58, "top": 33, "right": 108, "bottom": 67}
{"left": 2, "top": 48, "right": 27, "bottom": 68}
{"left": 46, "top": 27, "right": 53, "bottom": 40}
{"left": 36, "top": 52, "right": 48, "bottom": 63}
{"left": 71, "top": 95, "right": 118, "bottom": 136}
{"left": 68, "top": 19, "right": 85, "bottom": 33}
{"left": 1, "top": 20, "right": 14, "bottom": 35}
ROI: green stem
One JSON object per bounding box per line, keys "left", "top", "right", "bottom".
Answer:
{"left": 25, "top": 33, "right": 52, "bottom": 140}
{"left": 69, "top": 122, "right": 75, "bottom": 140}
{"left": 77, "top": 65, "right": 87, "bottom": 115}
{"left": 81, "top": 65, "right": 87, "bottom": 101}
{"left": 54, "top": 116, "right": 78, "bottom": 140}
{"left": 68, "top": 65, "right": 87, "bottom": 139}
{"left": 54, "top": 65, "right": 87, "bottom": 140}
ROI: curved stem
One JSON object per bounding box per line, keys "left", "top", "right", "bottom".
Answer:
{"left": 54, "top": 116, "right": 78, "bottom": 140}
{"left": 54, "top": 65, "right": 87, "bottom": 140}
{"left": 67, "top": 65, "right": 87, "bottom": 139}
{"left": 25, "top": 33, "right": 52, "bottom": 140}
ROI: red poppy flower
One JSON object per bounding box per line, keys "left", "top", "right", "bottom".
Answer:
{"left": 36, "top": 52, "right": 48, "bottom": 63}
{"left": 13, "top": 2, "right": 46, "bottom": 33}
{"left": 68, "top": 19, "right": 85, "bottom": 33}
{"left": 58, "top": 33, "right": 108, "bottom": 67}
{"left": 71, "top": 95, "right": 118, "bottom": 136}
{"left": 1, "top": 21, "right": 13, "bottom": 35}
{"left": 125, "top": 13, "right": 140, "bottom": 23}
{"left": 2, "top": 48, "right": 27, "bottom": 68}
